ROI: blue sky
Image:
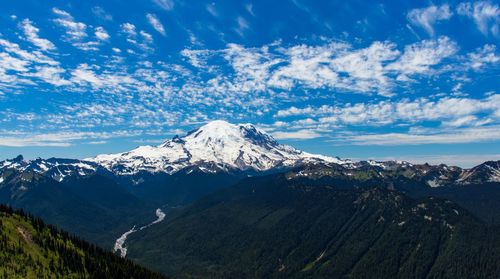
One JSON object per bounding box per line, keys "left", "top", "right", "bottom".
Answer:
{"left": 0, "top": 0, "right": 499, "bottom": 167}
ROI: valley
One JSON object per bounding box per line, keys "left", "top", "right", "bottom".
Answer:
{"left": 114, "top": 208, "right": 166, "bottom": 258}
{"left": 1, "top": 121, "right": 500, "bottom": 278}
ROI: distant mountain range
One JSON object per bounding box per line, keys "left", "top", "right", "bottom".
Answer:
{"left": 1, "top": 121, "right": 498, "bottom": 186}
{"left": 1, "top": 120, "right": 500, "bottom": 278}
{"left": 0, "top": 121, "right": 345, "bottom": 179}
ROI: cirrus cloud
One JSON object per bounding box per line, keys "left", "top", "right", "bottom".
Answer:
{"left": 407, "top": 4, "right": 453, "bottom": 36}
{"left": 457, "top": 1, "right": 500, "bottom": 36}
{"left": 20, "top": 19, "right": 56, "bottom": 51}
{"left": 146, "top": 13, "right": 166, "bottom": 36}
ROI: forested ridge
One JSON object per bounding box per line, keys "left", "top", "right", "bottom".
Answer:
{"left": 0, "top": 204, "right": 166, "bottom": 279}
{"left": 128, "top": 173, "right": 500, "bottom": 278}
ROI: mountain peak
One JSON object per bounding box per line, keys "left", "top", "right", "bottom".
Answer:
{"left": 13, "top": 155, "right": 24, "bottom": 162}
{"left": 186, "top": 120, "right": 260, "bottom": 138}
{"left": 0, "top": 155, "right": 25, "bottom": 169}
{"left": 199, "top": 120, "right": 237, "bottom": 129}
{"left": 184, "top": 120, "right": 245, "bottom": 141}
{"left": 180, "top": 120, "right": 278, "bottom": 150}
{"left": 458, "top": 160, "right": 500, "bottom": 184}
{"left": 89, "top": 121, "right": 344, "bottom": 175}
{"left": 190, "top": 120, "right": 255, "bottom": 133}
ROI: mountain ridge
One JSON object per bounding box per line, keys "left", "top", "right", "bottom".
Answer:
{"left": 126, "top": 172, "right": 500, "bottom": 278}
{"left": 1, "top": 121, "right": 499, "bottom": 186}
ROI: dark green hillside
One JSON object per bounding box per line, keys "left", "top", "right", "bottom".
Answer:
{"left": 0, "top": 169, "right": 155, "bottom": 247}
{"left": 127, "top": 173, "right": 500, "bottom": 279}
{"left": 419, "top": 183, "right": 500, "bottom": 224}
{"left": 0, "top": 204, "right": 166, "bottom": 279}
{"left": 123, "top": 167, "right": 245, "bottom": 206}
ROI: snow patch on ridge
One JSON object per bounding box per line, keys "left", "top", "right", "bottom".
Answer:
{"left": 486, "top": 164, "right": 500, "bottom": 182}
{"left": 427, "top": 179, "right": 441, "bottom": 188}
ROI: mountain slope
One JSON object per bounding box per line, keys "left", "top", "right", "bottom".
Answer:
{"left": 0, "top": 204, "right": 165, "bottom": 279}
{"left": 457, "top": 161, "right": 500, "bottom": 184}
{"left": 127, "top": 172, "right": 500, "bottom": 278}
{"left": 293, "top": 163, "right": 500, "bottom": 224}
{"left": 0, "top": 168, "right": 155, "bottom": 247}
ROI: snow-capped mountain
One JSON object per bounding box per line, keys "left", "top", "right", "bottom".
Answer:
{"left": 88, "top": 120, "right": 347, "bottom": 175}
{"left": 0, "top": 155, "right": 103, "bottom": 182}
{"left": 1, "top": 121, "right": 499, "bottom": 187}
{"left": 458, "top": 161, "right": 500, "bottom": 184}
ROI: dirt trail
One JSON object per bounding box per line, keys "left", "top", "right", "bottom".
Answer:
{"left": 16, "top": 226, "right": 33, "bottom": 245}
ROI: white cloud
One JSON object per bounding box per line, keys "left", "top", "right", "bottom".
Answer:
{"left": 407, "top": 4, "right": 452, "bottom": 36}
{"left": 52, "top": 8, "right": 87, "bottom": 41}
{"left": 265, "top": 41, "right": 400, "bottom": 94}
{"left": 245, "top": 3, "right": 255, "bottom": 16}
{"left": 52, "top": 7, "right": 103, "bottom": 51}
{"left": 0, "top": 137, "right": 71, "bottom": 147}
{"left": 272, "top": 129, "right": 321, "bottom": 139}
{"left": 121, "top": 22, "right": 137, "bottom": 36}
{"left": 0, "top": 38, "right": 58, "bottom": 66}
{"left": 51, "top": 8, "right": 71, "bottom": 18}
{"left": 120, "top": 23, "right": 154, "bottom": 52}
{"left": 87, "top": 140, "right": 107, "bottom": 145}
{"left": 294, "top": 94, "right": 500, "bottom": 126}
{"left": 140, "top": 30, "right": 154, "bottom": 43}
{"left": 146, "top": 13, "right": 166, "bottom": 36}
{"left": 181, "top": 49, "right": 212, "bottom": 68}
{"left": 92, "top": 6, "right": 113, "bottom": 21}
{"left": 327, "top": 41, "right": 399, "bottom": 93}
{"left": 69, "top": 63, "right": 143, "bottom": 91}
{"left": 441, "top": 115, "right": 483, "bottom": 127}
{"left": 0, "top": 37, "right": 61, "bottom": 88}
{"left": 94, "top": 26, "right": 110, "bottom": 40}
{"left": 235, "top": 16, "right": 250, "bottom": 36}
{"left": 1, "top": 29, "right": 498, "bottom": 141}
{"left": 355, "top": 154, "right": 500, "bottom": 168}
{"left": 340, "top": 125, "right": 500, "bottom": 145}
{"left": 0, "top": 52, "right": 29, "bottom": 72}
{"left": 206, "top": 3, "right": 219, "bottom": 17}
{"left": 457, "top": 1, "right": 500, "bottom": 36}
{"left": 70, "top": 64, "right": 103, "bottom": 87}
{"left": 69, "top": 41, "right": 99, "bottom": 51}
{"left": 223, "top": 43, "right": 282, "bottom": 91}
{"left": 386, "top": 36, "right": 457, "bottom": 77}
{"left": 0, "top": 130, "right": 138, "bottom": 147}
{"left": 467, "top": 44, "right": 499, "bottom": 70}
{"left": 28, "top": 65, "right": 70, "bottom": 86}
{"left": 153, "top": 0, "right": 174, "bottom": 11}
{"left": 177, "top": 37, "right": 491, "bottom": 99}
{"left": 276, "top": 105, "right": 334, "bottom": 117}
{"left": 20, "top": 19, "right": 56, "bottom": 51}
